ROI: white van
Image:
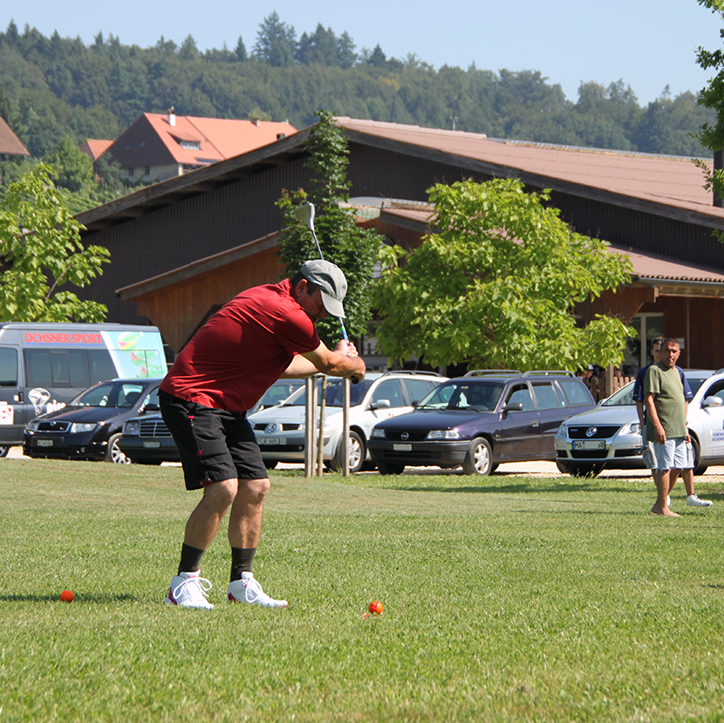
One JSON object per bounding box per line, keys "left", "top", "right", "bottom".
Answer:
{"left": 0, "top": 323, "right": 167, "bottom": 456}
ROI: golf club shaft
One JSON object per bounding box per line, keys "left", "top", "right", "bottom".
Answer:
{"left": 304, "top": 205, "right": 357, "bottom": 382}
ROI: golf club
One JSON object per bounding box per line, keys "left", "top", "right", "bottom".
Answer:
{"left": 294, "top": 203, "right": 349, "bottom": 342}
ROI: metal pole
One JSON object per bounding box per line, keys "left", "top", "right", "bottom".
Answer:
{"left": 304, "top": 377, "right": 314, "bottom": 477}
{"left": 342, "top": 376, "right": 351, "bottom": 477}
{"left": 317, "top": 376, "right": 327, "bottom": 476}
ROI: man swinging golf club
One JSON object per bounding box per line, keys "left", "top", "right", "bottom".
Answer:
{"left": 160, "top": 258, "right": 365, "bottom": 609}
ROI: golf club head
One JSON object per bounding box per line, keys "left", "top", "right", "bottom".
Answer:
{"left": 294, "top": 203, "right": 315, "bottom": 231}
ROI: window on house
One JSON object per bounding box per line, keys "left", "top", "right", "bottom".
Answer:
{"left": 180, "top": 141, "right": 201, "bottom": 150}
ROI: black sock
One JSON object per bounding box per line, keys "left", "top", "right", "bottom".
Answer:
{"left": 230, "top": 547, "right": 256, "bottom": 581}
{"left": 178, "top": 543, "right": 205, "bottom": 574}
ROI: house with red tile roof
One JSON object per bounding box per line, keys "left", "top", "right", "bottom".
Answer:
{"left": 103, "top": 110, "right": 296, "bottom": 183}
{"left": 0, "top": 118, "right": 30, "bottom": 160}
{"left": 78, "top": 139, "right": 113, "bottom": 162}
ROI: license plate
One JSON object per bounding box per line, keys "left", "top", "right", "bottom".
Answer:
{"left": 258, "top": 437, "right": 284, "bottom": 445}
{"left": 143, "top": 441, "right": 161, "bottom": 448}
{"left": 393, "top": 443, "right": 412, "bottom": 451}
{"left": 572, "top": 440, "right": 605, "bottom": 450}
{"left": 36, "top": 438, "right": 54, "bottom": 447}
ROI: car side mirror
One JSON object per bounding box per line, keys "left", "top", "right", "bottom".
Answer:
{"left": 370, "top": 399, "right": 391, "bottom": 410}
{"left": 502, "top": 402, "right": 524, "bottom": 413}
{"left": 703, "top": 396, "right": 723, "bottom": 408}
{"left": 143, "top": 402, "right": 160, "bottom": 413}
{"left": 411, "top": 400, "right": 419, "bottom": 408}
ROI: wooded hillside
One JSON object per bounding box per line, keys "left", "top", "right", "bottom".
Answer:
{"left": 0, "top": 14, "right": 716, "bottom": 160}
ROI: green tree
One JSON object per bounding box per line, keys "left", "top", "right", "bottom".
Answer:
{"left": 277, "top": 110, "right": 380, "bottom": 346}
{"left": 695, "top": 0, "right": 724, "bottom": 196}
{"left": 44, "top": 136, "right": 94, "bottom": 192}
{"left": 374, "top": 178, "right": 634, "bottom": 371}
{"left": 254, "top": 12, "right": 296, "bottom": 67}
{"left": 0, "top": 164, "right": 109, "bottom": 321}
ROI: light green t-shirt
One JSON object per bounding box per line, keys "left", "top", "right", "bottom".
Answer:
{"left": 644, "top": 361, "right": 687, "bottom": 440}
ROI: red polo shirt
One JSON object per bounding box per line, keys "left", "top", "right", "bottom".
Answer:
{"left": 160, "top": 279, "right": 320, "bottom": 413}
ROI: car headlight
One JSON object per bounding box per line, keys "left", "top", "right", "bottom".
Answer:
{"left": 26, "top": 420, "right": 40, "bottom": 432}
{"left": 556, "top": 424, "right": 568, "bottom": 435}
{"left": 124, "top": 421, "right": 140, "bottom": 436}
{"left": 427, "top": 429, "right": 460, "bottom": 440}
{"left": 372, "top": 428, "right": 385, "bottom": 439}
{"left": 69, "top": 422, "right": 98, "bottom": 434}
{"left": 619, "top": 422, "right": 641, "bottom": 436}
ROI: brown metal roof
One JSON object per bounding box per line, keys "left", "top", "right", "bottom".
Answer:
{"left": 337, "top": 117, "right": 724, "bottom": 224}
{"left": 379, "top": 205, "right": 724, "bottom": 288}
{"left": 0, "top": 118, "right": 29, "bottom": 157}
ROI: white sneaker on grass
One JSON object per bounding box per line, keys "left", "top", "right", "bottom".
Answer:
{"left": 164, "top": 570, "right": 214, "bottom": 609}
{"left": 227, "top": 572, "right": 287, "bottom": 608}
{"left": 687, "top": 494, "right": 713, "bottom": 507}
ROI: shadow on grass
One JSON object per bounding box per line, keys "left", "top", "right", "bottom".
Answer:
{"left": 390, "top": 480, "right": 653, "bottom": 494}
{"left": 0, "top": 593, "right": 138, "bottom": 603}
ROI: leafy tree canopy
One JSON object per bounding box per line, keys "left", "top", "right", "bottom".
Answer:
{"left": 374, "top": 178, "right": 635, "bottom": 371}
{"left": 0, "top": 163, "right": 110, "bottom": 321}
{"left": 277, "top": 111, "right": 380, "bottom": 347}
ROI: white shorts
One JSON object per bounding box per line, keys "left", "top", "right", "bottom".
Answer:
{"left": 643, "top": 438, "right": 692, "bottom": 471}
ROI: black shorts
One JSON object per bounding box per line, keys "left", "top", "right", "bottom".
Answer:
{"left": 159, "top": 390, "right": 268, "bottom": 490}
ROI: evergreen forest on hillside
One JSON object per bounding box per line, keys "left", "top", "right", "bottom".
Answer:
{"left": 0, "top": 13, "right": 717, "bottom": 187}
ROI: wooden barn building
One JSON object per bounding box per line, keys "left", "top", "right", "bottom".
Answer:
{"left": 75, "top": 117, "right": 724, "bottom": 374}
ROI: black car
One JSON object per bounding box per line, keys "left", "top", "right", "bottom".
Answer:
{"left": 118, "top": 413, "right": 179, "bottom": 465}
{"left": 368, "top": 371, "right": 596, "bottom": 475}
{"left": 23, "top": 378, "right": 163, "bottom": 463}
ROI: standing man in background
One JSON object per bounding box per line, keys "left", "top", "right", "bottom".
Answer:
{"left": 160, "top": 260, "right": 366, "bottom": 609}
{"left": 644, "top": 338, "right": 692, "bottom": 517}
{"left": 633, "top": 336, "right": 712, "bottom": 510}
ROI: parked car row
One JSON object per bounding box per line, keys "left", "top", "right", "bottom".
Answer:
{"left": 15, "top": 368, "right": 724, "bottom": 477}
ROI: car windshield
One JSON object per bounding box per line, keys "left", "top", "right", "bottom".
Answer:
{"left": 257, "top": 381, "right": 303, "bottom": 407}
{"left": 416, "top": 381, "right": 504, "bottom": 411}
{"left": 601, "top": 382, "right": 635, "bottom": 406}
{"left": 601, "top": 372, "right": 712, "bottom": 407}
{"left": 282, "top": 378, "right": 374, "bottom": 408}
{"left": 70, "top": 381, "right": 149, "bottom": 408}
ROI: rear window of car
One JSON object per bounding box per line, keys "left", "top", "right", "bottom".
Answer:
{"left": 557, "top": 379, "right": 593, "bottom": 407}
{"left": 532, "top": 382, "right": 564, "bottom": 409}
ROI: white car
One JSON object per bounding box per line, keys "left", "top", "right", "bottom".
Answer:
{"left": 554, "top": 369, "right": 724, "bottom": 476}
{"left": 248, "top": 371, "right": 446, "bottom": 473}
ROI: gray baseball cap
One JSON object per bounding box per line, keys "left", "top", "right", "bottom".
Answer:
{"left": 300, "top": 259, "right": 347, "bottom": 318}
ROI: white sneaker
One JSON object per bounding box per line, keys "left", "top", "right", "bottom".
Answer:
{"left": 227, "top": 572, "right": 287, "bottom": 608}
{"left": 687, "top": 494, "right": 713, "bottom": 507}
{"left": 164, "top": 570, "right": 214, "bottom": 609}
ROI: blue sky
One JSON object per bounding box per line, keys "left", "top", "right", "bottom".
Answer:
{"left": 1, "top": 0, "right": 721, "bottom": 105}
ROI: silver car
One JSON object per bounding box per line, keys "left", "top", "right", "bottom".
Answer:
{"left": 554, "top": 369, "right": 720, "bottom": 477}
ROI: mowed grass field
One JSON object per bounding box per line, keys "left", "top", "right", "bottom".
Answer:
{"left": 2, "top": 458, "right": 724, "bottom": 722}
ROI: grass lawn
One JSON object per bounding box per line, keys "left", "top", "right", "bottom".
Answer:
{"left": 2, "top": 458, "right": 724, "bottom": 722}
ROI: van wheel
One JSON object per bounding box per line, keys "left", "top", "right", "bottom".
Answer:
{"left": 264, "top": 459, "right": 279, "bottom": 470}
{"left": 106, "top": 434, "right": 130, "bottom": 464}
{"left": 0, "top": 445, "right": 9, "bottom": 458}
{"left": 462, "top": 438, "right": 493, "bottom": 476}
